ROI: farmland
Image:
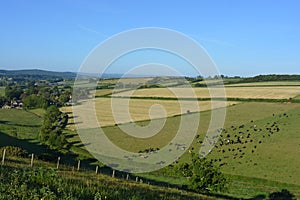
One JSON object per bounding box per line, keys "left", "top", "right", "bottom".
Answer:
{"left": 112, "top": 86, "right": 300, "bottom": 100}
{"left": 67, "top": 79, "right": 300, "bottom": 198}
{"left": 1, "top": 77, "right": 300, "bottom": 199}
{"left": 62, "top": 98, "right": 238, "bottom": 127}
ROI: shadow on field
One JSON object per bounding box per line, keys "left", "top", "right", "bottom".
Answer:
{"left": 0, "top": 131, "right": 83, "bottom": 168}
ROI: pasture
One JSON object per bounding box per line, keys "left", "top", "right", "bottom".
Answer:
{"left": 112, "top": 86, "right": 300, "bottom": 100}
{"left": 205, "top": 105, "right": 300, "bottom": 185}
{"left": 0, "top": 109, "right": 45, "bottom": 154}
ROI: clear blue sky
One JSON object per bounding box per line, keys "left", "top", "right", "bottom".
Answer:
{"left": 0, "top": 0, "right": 299, "bottom": 76}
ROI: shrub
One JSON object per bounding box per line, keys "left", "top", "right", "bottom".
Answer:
{"left": 0, "top": 146, "right": 28, "bottom": 157}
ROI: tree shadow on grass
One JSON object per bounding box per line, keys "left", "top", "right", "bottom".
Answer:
{"left": 0, "top": 131, "right": 83, "bottom": 168}
{"left": 268, "top": 189, "right": 296, "bottom": 200}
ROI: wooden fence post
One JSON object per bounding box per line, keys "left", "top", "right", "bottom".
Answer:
{"left": 56, "top": 157, "right": 60, "bottom": 169}
{"left": 95, "top": 166, "right": 99, "bottom": 174}
{"left": 135, "top": 177, "right": 138, "bottom": 182}
{"left": 1, "top": 149, "right": 6, "bottom": 165}
{"left": 112, "top": 170, "right": 115, "bottom": 178}
{"left": 30, "top": 153, "right": 34, "bottom": 167}
{"left": 77, "top": 160, "right": 80, "bottom": 171}
{"left": 126, "top": 174, "right": 129, "bottom": 180}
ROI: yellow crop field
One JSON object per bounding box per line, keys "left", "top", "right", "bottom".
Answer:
{"left": 95, "top": 89, "right": 113, "bottom": 96}
{"left": 62, "top": 98, "right": 237, "bottom": 128}
{"left": 112, "top": 87, "right": 300, "bottom": 99}
{"left": 226, "top": 81, "right": 300, "bottom": 87}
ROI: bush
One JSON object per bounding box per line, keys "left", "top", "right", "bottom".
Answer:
{"left": 187, "top": 157, "right": 227, "bottom": 193}
{"left": 0, "top": 146, "right": 28, "bottom": 157}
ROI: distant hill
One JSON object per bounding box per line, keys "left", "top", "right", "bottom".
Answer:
{"left": 0, "top": 69, "right": 125, "bottom": 80}
{"left": 0, "top": 69, "right": 76, "bottom": 79}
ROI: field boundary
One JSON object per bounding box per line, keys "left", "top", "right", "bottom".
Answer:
{"left": 96, "top": 95, "right": 300, "bottom": 103}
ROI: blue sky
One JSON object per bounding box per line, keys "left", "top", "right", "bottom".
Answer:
{"left": 0, "top": 0, "right": 299, "bottom": 76}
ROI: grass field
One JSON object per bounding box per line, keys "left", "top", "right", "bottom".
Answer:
{"left": 0, "top": 109, "right": 47, "bottom": 155}
{"left": 129, "top": 101, "right": 300, "bottom": 198}
{"left": 0, "top": 86, "right": 4, "bottom": 96}
{"left": 113, "top": 87, "right": 300, "bottom": 100}
{"left": 204, "top": 105, "right": 300, "bottom": 185}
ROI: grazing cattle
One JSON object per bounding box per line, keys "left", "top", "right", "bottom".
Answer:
{"left": 219, "top": 162, "right": 227, "bottom": 167}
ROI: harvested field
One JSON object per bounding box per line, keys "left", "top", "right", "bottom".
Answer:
{"left": 112, "top": 87, "right": 300, "bottom": 100}
{"left": 62, "top": 98, "right": 238, "bottom": 128}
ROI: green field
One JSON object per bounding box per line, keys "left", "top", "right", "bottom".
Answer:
{"left": 0, "top": 109, "right": 55, "bottom": 157}
{"left": 93, "top": 101, "right": 300, "bottom": 198}
{"left": 0, "top": 109, "right": 42, "bottom": 140}
{"left": 0, "top": 86, "right": 4, "bottom": 96}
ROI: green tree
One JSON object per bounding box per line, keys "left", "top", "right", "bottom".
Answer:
{"left": 5, "top": 86, "right": 23, "bottom": 101}
{"left": 187, "top": 155, "right": 227, "bottom": 193}
{"left": 22, "top": 94, "right": 48, "bottom": 109}
{"left": 0, "top": 96, "right": 7, "bottom": 107}
{"left": 39, "top": 105, "right": 68, "bottom": 149}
